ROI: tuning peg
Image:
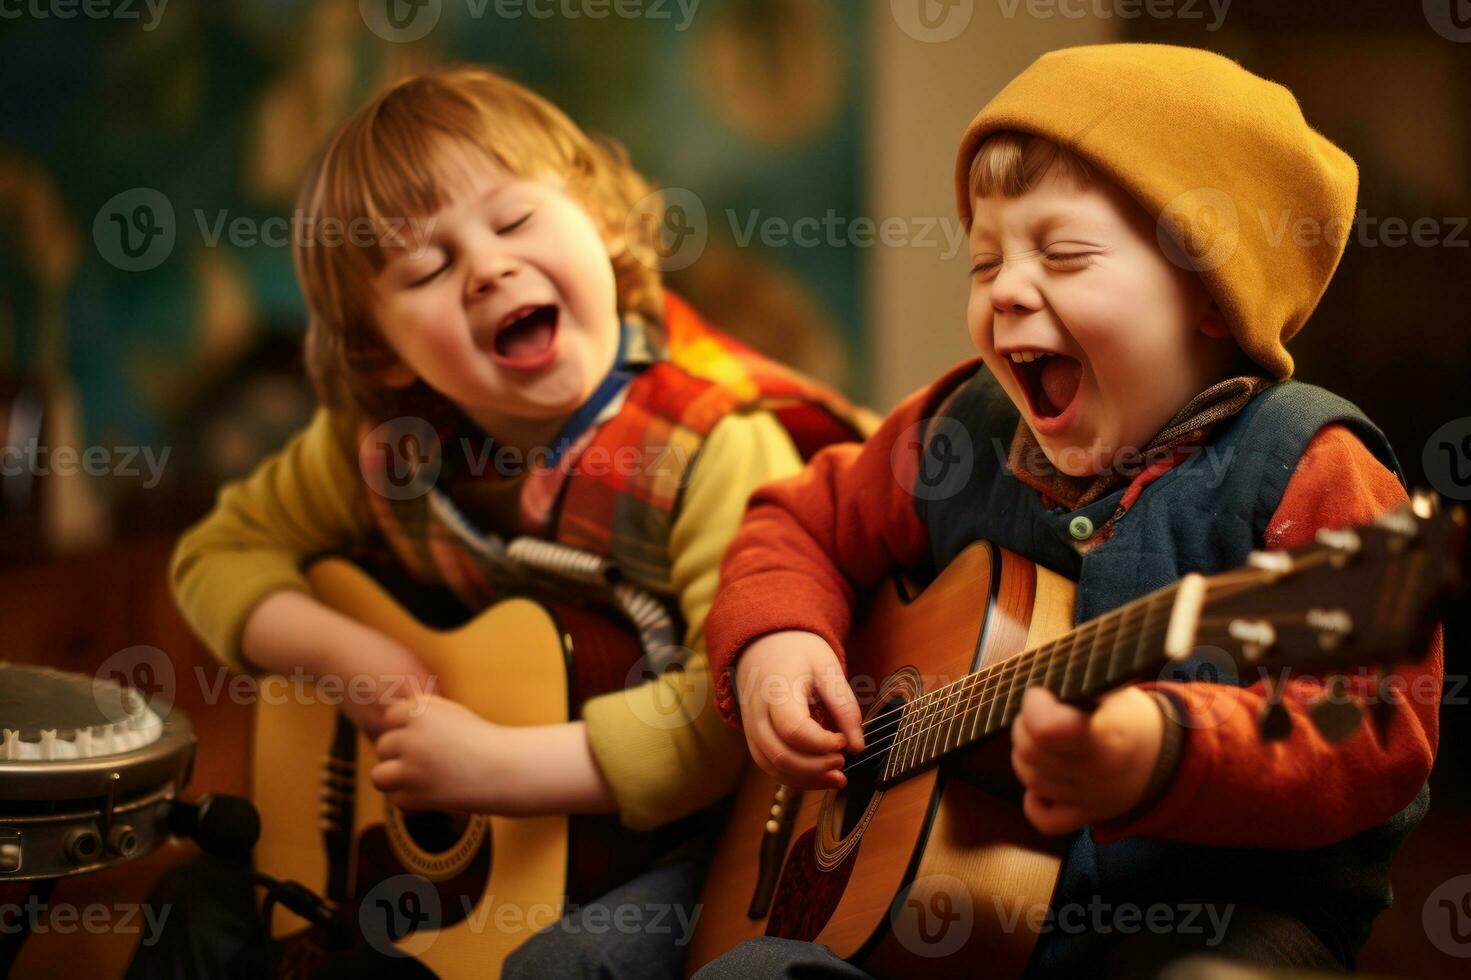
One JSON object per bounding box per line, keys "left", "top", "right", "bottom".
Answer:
{"left": 1228, "top": 618, "right": 1276, "bottom": 662}
{"left": 1371, "top": 507, "right": 1418, "bottom": 552}
{"left": 1246, "top": 549, "right": 1294, "bottom": 575}
{"left": 1314, "top": 527, "right": 1361, "bottom": 567}
{"left": 1258, "top": 674, "right": 1293, "bottom": 742}
{"left": 1307, "top": 676, "right": 1363, "bottom": 743}
{"left": 1306, "top": 608, "right": 1354, "bottom": 652}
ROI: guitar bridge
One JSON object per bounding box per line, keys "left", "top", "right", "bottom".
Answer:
{"left": 747, "top": 784, "right": 802, "bottom": 919}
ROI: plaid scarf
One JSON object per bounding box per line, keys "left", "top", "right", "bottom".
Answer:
{"left": 357, "top": 294, "right": 871, "bottom": 609}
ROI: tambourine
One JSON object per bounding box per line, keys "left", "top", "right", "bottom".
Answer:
{"left": 0, "top": 663, "right": 194, "bottom": 881}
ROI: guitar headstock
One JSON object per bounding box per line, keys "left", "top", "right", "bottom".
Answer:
{"left": 1179, "top": 491, "right": 1466, "bottom": 741}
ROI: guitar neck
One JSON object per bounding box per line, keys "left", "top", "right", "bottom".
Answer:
{"left": 878, "top": 578, "right": 1195, "bottom": 785}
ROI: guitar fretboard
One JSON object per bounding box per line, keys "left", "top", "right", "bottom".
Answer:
{"left": 878, "top": 584, "right": 1181, "bottom": 783}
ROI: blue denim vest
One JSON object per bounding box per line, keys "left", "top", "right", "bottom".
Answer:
{"left": 914, "top": 366, "right": 1428, "bottom": 973}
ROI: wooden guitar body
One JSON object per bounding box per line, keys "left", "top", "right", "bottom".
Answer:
{"left": 251, "top": 559, "right": 675, "bottom": 976}
{"left": 686, "top": 542, "right": 1072, "bottom": 978}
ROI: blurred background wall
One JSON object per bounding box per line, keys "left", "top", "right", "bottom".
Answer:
{"left": 1, "top": 1, "right": 1468, "bottom": 976}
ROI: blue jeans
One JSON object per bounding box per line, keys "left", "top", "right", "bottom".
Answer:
{"left": 502, "top": 855, "right": 705, "bottom": 980}
{"left": 690, "top": 903, "right": 1345, "bottom": 980}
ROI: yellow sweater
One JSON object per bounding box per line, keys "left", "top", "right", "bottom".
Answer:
{"left": 171, "top": 406, "right": 801, "bottom": 830}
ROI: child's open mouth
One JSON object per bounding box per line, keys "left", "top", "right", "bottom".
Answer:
{"left": 489, "top": 304, "right": 560, "bottom": 371}
{"left": 1006, "top": 351, "right": 1083, "bottom": 429}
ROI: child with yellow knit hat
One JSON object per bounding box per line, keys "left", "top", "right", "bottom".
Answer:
{"left": 695, "top": 44, "right": 1444, "bottom": 978}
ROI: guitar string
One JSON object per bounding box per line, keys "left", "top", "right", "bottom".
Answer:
{"left": 850, "top": 593, "right": 1164, "bottom": 750}
{"left": 839, "top": 577, "right": 1342, "bottom": 781}
{"left": 768, "top": 554, "right": 1324, "bottom": 782}
{"left": 852, "top": 563, "right": 1272, "bottom": 738}
{"left": 847, "top": 601, "right": 1164, "bottom": 766}
{"left": 838, "top": 597, "right": 1166, "bottom": 776}
{"left": 839, "top": 607, "right": 1161, "bottom": 780}
{"left": 806, "top": 535, "right": 1347, "bottom": 776}
{"left": 850, "top": 560, "right": 1294, "bottom": 747}
{"left": 836, "top": 566, "right": 1313, "bottom": 779}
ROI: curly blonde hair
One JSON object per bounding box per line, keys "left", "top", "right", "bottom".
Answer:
{"left": 295, "top": 65, "right": 664, "bottom": 426}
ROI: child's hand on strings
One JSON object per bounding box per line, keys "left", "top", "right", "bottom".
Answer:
{"left": 370, "top": 695, "right": 513, "bottom": 813}
{"left": 734, "top": 630, "right": 867, "bottom": 790}
{"left": 1010, "top": 686, "right": 1165, "bottom": 835}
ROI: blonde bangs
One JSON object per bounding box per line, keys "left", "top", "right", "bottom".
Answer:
{"left": 967, "top": 131, "right": 1095, "bottom": 201}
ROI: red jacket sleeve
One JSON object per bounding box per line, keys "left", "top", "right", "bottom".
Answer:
{"left": 1097, "top": 423, "right": 1444, "bottom": 848}
{"left": 706, "top": 362, "right": 983, "bottom": 728}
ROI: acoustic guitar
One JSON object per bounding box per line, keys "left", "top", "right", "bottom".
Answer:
{"left": 251, "top": 554, "right": 699, "bottom": 976}
{"left": 685, "top": 494, "right": 1466, "bottom": 978}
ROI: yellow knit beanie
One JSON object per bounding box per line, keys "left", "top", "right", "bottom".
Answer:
{"left": 954, "top": 43, "right": 1358, "bottom": 379}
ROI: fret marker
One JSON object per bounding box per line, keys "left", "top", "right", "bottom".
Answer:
{"left": 1164, "top": 573, "right": 1207, "bottom": 659}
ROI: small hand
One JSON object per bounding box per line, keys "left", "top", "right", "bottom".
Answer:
{"left": 370, "top": 695, "right": 510, "bottom": 812}
{"left": 1010, "top": 686, "right": 1165, "bottom": 835}
{"left": 734, "top": 631, "right": 866, "bottom": 790}
{"left": 319, "top": 642, "right": 435, "bottom": 740}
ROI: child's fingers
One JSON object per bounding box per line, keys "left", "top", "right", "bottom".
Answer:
{"left": 374, "top": 729, "right": 404, "bottom": 761}
{"left": 750, "top": 719, "right": 846, "bottom": 787}
{"left": 769, "top": 689, "right": 846, "bottom": 755}
{"left": 814, "top": 669, "right": 866, "bottom": 753}
{"left": 370, "top": 758, "right": 411, "bottom": 794}
{"left": 1018, "top": 687, "right": 1090, "bottom": 755}
{"left": 379, "top": 698, "right": 418, "bottom": 730}
{"left": 1010, "top": 742, "right": 1083, "bottom": 802}
{"left": 747, "top": 723, "right": 841, "bottom": 788}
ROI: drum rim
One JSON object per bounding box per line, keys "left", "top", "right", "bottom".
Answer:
{"left": 0, "top": 713, "right": 194, "bottom": 802}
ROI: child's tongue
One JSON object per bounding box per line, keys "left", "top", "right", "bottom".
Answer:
{"left": 1038, "top": 356, "right": 1082, "bottom": 415}
{"left": 495, "top": 308, "right": 556, "bottom": 360}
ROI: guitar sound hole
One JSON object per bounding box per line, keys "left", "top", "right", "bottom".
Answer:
{"left": 401, "top": 810, "right": 471, "bottom": 854}
{"left": 829, "top": 696, "right": 903, "bottom": 840}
